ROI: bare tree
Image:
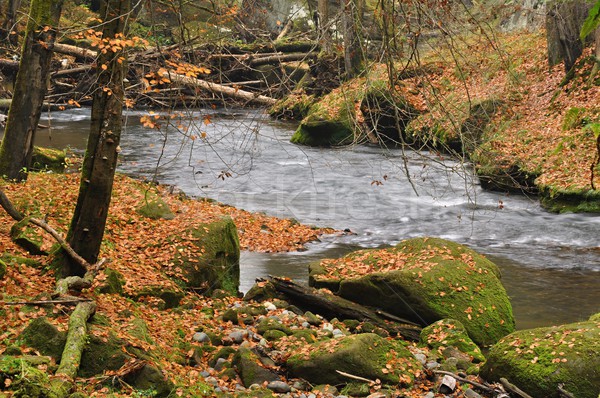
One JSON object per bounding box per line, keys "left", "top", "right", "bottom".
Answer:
{"left": 0, "top": 0, "right": 64, "bottom": 181}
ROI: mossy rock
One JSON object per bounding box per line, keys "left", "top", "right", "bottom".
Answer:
{"left": 0, "top": 253, "right": 42, "bottom": 268}
{"left": 243, "top": 280, "right": 283, "bottom": 302}
{"left": 123, "top": 364, "right": 175, "bottom": 398}
{"left": 97, "top": 267, "right": 125, "bottom": 295}
{"left": 538, "top": 185, "right": 600, "bottom": 213}
{"left": 480, "top": 315, "right": 600, "bottom": 398}
{"left": 18, "top": 317, "right": 67, "bottom": 361}
{"left": 460, "top": 99, "right": 504, "bottom": 156}
{"left": 232, "top": 347, "right": 279, "bottom": 387}
{"left": 137, "top": 190, "right": 175, "bottom": 220}
{"left": 131, "top": 286, "right": 184, "bottom": 309}
{"left": 10, "top": 218, "right": 47, "bottom": 255}
{"left": 420, "top": 319, "right": 485, "bottom": 363}
{"left": 268, "top": 91, "right": 315, "bottom": 120}
{"left": 286, "top": 333, "right": 421, "bottom": 386}
{"left": 171, "top": 216, "right": 240, "bottom": 295}
{"left": 263, "top": 329, "right": 287, "bottom": 342}
{"left": 256, "top": 318, "right": 292, "bottom": 335}
{"left": 79, "top": 330, "right": 132, "bottom": 378}
{"left": 473, "top": 151, "right": 539, "bottom": 194}
{"left": 31, "top": 146, "right": 66, "bottom": 173}
{"left": 315, "top": 237, "right": 514, "bottom": 346}
{"left": 0, "top": 259, "right": 6, "bottom": 280}
{"left": 0, "top": 355, "right": 51, "bottom": 397}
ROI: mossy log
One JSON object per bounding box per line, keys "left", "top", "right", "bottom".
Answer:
{"left": 48, "top": 301, "right": 97, "bottom": 398}
{"left": 263, "top": 277, "right": 422, "bottom": 341}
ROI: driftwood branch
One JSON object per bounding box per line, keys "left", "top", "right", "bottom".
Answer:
{"left": 52, "top": 43, "right": 97, "bottom": 61}
{"left": 160, "top": 71, "right": 277, "bottom": 106}
{"left": 336, "top": 370, "right": 375, "bottom": 384}
{"left": 263, "top": 276, "right": 422, "bottom": 341}
{"left": 48, "top": 301, "right": 97, "bottom": 398}
{"left": 500, "top": 378, "right": 534, "bottom": 398}
{"left": 248, "top": 52, "right": 317, "bottom": 67}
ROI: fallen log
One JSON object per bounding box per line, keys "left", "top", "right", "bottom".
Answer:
{"left": 51, "top": 65, "right": 94, "bottom": 78}
{"left": 52, "top": 43, "right": 97, "bottom": 61}
{"left": 249, "top": 52, "right": 318, "bottom": 67}
{"left": 0, "top": 58, "right": 19, "bottom": 74}
{"left": 48, "top": 301, "right": 97, "bottom": 398}
{"left": 263, "top": 277, "right": 422, "bottom": 341}
{"left": 160, "top": 71, "right": 277, "bottom": 106}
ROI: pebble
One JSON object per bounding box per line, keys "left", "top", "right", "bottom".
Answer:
{"left": 205, "top": 376, "right": 218, "bottom": 386}
{"left": 414, "top": 352, "right": 427, "bottom": 365}
{"left": 229, "top": 329, "right": 247, "bottom": 344}
{"left": 267, "top": 381, "right": 291, "bottom": 393}
{"left": 214, "top": 357, "right": 228, "bottom": 371}
{"left": 426, "top": 361, "right": 440, "bottom": 370}
{"left": 465, "top": 388, "right": 483, "bottom": 398}
{"left": 332, "top": 328, "right": 344, "bottom": 337}
{"left": 263, "top": 301, "right": 277, "bottom": 311}
{"left": 322, "top": 322, "right": 334, "bottom": 332}
{"left": 423, "top": 392, "right": 435, "bottom": 398}
{"left": 192, "top": 332, "right": 210, "bottom": 343}
{"left": 199, "top": 370, "right": 210, "bottom": 378}
{"left": 301, "top": 321, "right": 310, "bottom": 328}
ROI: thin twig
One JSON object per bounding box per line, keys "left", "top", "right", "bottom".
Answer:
{"left": 336, "top": 370, "right": 375, "bottom": 384}
{"left": 558, "top": 384, "right": 576, "bottom": 398}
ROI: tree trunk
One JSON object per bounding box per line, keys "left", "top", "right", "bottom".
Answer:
{"left": 64, "top": 0, "right": 130, "bottom": 277}
{"left": 342, "top": 0, "right": 364, "bottom": 78}
{"left": 1, "top": 0, "right": 21, "bottom": 46}
{"left": 318, "top": 0, "right": 332, "bottom": 53}
{"left": 0, "top": 0, "right": 64, "bottom": 181}
{"left": 546, "top": 0, "right": 594, "bottom": 72}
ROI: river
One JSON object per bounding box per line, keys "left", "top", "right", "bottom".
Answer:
{"left": 32, "top": 107, "right": 600, "bottom": 330}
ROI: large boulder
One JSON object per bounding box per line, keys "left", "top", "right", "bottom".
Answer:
{"left": 171, "top": 216, "right": 240, "bottom": 295}
{"left": 291, "top": 73, "right": 417, "bottom": 147}
{"left": 310, "top": 237, "right": 514, "bottom": 346}
{"left": 286, "top": 333, "right": 422, "bottom": 386}
{"left": 480, "top": 314, "right": 600, "bottom": 398}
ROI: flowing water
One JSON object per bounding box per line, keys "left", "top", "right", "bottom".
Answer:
{"left": 32, "top": 107, "right": 600, "bottom": 330}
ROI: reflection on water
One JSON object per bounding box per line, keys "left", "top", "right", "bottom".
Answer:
{"left": 28, "top": 108, "right": 600, "bottom": 329}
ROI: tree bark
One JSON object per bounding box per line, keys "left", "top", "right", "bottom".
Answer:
{"left": 1, "top": 0, "right": 21, "bottom": 46}
{"left": 318, "top": 0, "right": 332, "bottom": 54}
{"left": 264, "top": 277, "right": 422, "bottom": 341}
{"left": 0, "top": 0, "right": 64, "bottom": 181}
{"left": 160, "top": 71, "right": 277, "bottom": 106}
{"left": 65, "top": 0, "right": 130, "bottom": 277}
{"left": 342, "top": 0, "right": 364, "bottom": 78}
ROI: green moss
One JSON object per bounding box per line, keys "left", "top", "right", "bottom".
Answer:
{"left": 420, "top": 319, "right": 485, "bottom": 363}
{"left": 137, "top": 190, "right": 175, "bottom": 220}
{"left": 171, "top": 216, "right": 240, "bottom": 295}
{"left": 538, "top": 185, "right": 600, "bottom": 213}
{"left": 0, "top": 259, "right": 6, "bottom": 279}
{"left": 287, "top": 333, "right": 420, "bottom": 386}
{"left": 10, "top": 217, "right": 46, "bottom": 255}
{"left": 562, "top": 107, "right": 587, "bottom": 131}
{"left": 256, "top": 318, "right": 292, "bottom": 335}
{"left": 31, "top": 146, "right": 66, "bottom": 173}
{"left": 481, "top": 317, "right": 600, "bottom": 398}
{"left": 268, "top": 92, "right": 315, "bottom": 120}
{"left": 0, "top": 356, "right": 51, "bottom": 397}
{"left": 0, "top": 253, "right": 42, "bottom": 268}
{"left": 329, "top": 237, "right": 514, "bottom": 346}
{"left": 232, "top": 347, "right": 279, "bottom": 387}
{"left": 18, "top": 317, "right": 66, "bottom": 361}
{"left": 132, "top": 286, "right": 185, "bottom": 309}
{"left": 97, "top": 267, "right": 125, "bottom": 295}
{"left": 263, "top": 329, "right": 287, "bottom": 341}
{"left": 79, "top": 331, "right": 132, "bottom": 378}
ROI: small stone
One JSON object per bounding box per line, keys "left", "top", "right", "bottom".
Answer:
{"left": 249, "top": 383, "right": 261, "bottom": 390}
{"left": 214, "top": 357, "right": 228, "bottom": 371}
{"left": 199, "top": 370, "right": 210, "bottom": 378}
{"left": 414, "top": 353, "right": 427, "bottom": 365}
{"left": 304, "top": 311, "right": 321, "bottom": 326}
{"left": 301, "top": 321, "right": 310, "bottom": 328}
{"left": 263, "top": 301, "right": 277, "bottom": 311}
{"left": 205, "top": 376, "right": 219, "bottom": 386}
{"left": 192, "top": 332, "right": 210, "bottom": 343}
{"left": 322, "top": 323, "right": 334, "bottom": 332}
{"left": 292, "top": 380, "right": 310, "bottom": 391}
{"left": 229, "top": 330, "right": 247, "bottom": 344}
{"left": 267, "top": 380, "right": 291, "bottom": 393}
{"left": 465, "top": 388, "right": 483, "bottom": 398}
{"left": 423, "top": 392, "right": 435, "bottom": 398}
{"left": 426, "top": 361, "right": 440, "bottom": 370}
{"left": 332, "top": 328, "right": 344, "bottom": 337}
